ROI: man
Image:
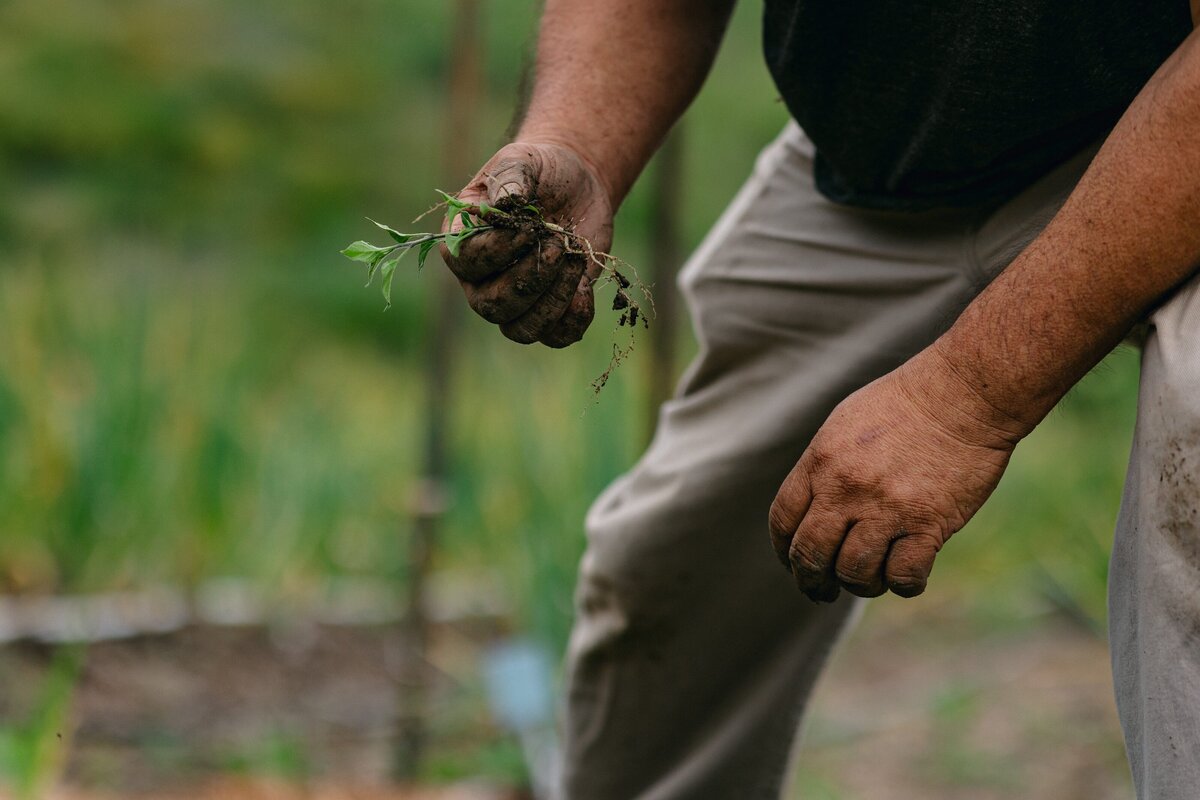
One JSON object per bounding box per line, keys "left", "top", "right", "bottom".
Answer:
{"left": 442, "top": 1, "right": 1200, "bottom": 797}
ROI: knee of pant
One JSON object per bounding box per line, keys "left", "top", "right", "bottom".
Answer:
{"left": 569, "top": 557, "right": 675, "bottom": 673}
{"left": 578, "top": 477, "right": 703, "bottom": 639}
{"left": 675, "top": 259, "right": 723, "bottom": 343}
{"left": 580, "top": 500, "right": 671, "bottom": 621}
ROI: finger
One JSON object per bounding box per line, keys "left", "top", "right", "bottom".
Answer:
{"left": 539, "top": 252, "right": 607, "bottom": 348}
{"left": 481, "top": 154, "right": 539, "bottom": 206}
{"left": 833, "top": 520, "right": 896, "bottom": 598}
{"left": 538, "top": 273, "right": 596, "bottom": 348}
{"left": 442, "top": 151, "right": 540, "bottom": 280}
{"left": 884, "top": 530, "right": 942, "bottom": 598}
{"left": 445, "top": 226, "right": 538, "bottom": 283}
{"left": 462, "top": 238, "right": 563, "bottom": 324}
{"left": 768, "top": 467, "right": 813, "bottom": 570}
{"left": 500, "top": 252, "right": 587, "bottom": 344}
{"left": 789, "top": 501, "right": 850, "bottom": 602}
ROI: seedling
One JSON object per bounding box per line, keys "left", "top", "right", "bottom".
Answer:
{"left": 342, "top": 191, "right": 653, "bottom": 394}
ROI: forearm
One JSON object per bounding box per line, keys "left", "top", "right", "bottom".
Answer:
{"left": 933, "top": 28, "right": 1200, "bottom": 433}
{"left": 517, "top": 0, "right": 736, "bottom": 207}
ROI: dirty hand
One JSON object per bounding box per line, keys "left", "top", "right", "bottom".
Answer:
{"left": 768, "top": 346, "right": 1031, "bottom": 602}
{"left": 441, "top": 141, "right": 614, "bottom": 347}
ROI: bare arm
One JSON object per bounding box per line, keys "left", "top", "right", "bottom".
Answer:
{"left": 518, "top": 0, "right": 737, "bottom": 207}
{"left": 442, "top": 0, "right": 735, "bottom": 346}
{"left": 935, "top": 26, "right": 1200, "bottom": 431}
{"left": 771, "top": 23, "right": 1200, "bottom": 601}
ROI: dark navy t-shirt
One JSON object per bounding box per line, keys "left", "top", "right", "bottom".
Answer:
{"left": 763, "top": 1, "right": 1193, "bottom": 209}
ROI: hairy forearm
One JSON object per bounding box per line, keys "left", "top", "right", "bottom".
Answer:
{"left": 932, "top": 28, "right": 1200, "bottom": 433}
{"left": 516, "top": 0, "right": 736, "bottom": 207}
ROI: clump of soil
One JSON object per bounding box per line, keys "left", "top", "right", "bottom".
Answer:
{"left": 347, "top": 192, "right": 654, "bottom": 396}
{"left": 463, "top": 194, "right": 654, "bottom": 395}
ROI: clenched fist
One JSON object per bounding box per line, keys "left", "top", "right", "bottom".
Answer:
{"left": 768, "top": 347, "right": 1030, "bottom": 602}
{"left": 442, "top": 141, "right": 614, "bottom": 347}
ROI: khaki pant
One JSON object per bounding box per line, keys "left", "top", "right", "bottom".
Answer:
{"left": 558, "top": 122, "right": 1200, "bottom": 799}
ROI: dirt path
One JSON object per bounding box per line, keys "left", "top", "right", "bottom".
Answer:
{"left": 797, "top": 599, "right": 1131, "bottom": 799}
{"left": 2, "top": 779, "right": 513, "bottom": 800}
{"left": 0, "top": 598, "right": 1130, "bottom": 799}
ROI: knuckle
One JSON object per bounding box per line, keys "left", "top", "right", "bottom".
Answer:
{"left": 445, "top": 251, "right": 490, "bottom": 281}
{"left": 767, "top": 501, "right": 795, "bottom": 542}
{"left": 452, "top": 231, "right": 537, "bottom": 282}
{"left": 834, "top": 554, "right": 872, "bottom": 586}
{"left": 500, "top": 314, "right": 544, "bottom": 345}
{"left": 788, "top": 538, "right": 827, "bottom": 575}
{"left": 568, "top": 291, "right": 596, "bottom": 325}
{"left": 804, "top": 444, "right": 832, "bottom": 471}
{"left": 835, "top": 551, "right": 884, "bottom": 596}
{"left": 503, "top": 274, "right": 536, "bottom": 300}
{"left": 540, "top": 314, "right": 586, "bottom": 348}
{"left": 883, "top": 499, "right": 953, "bottom": 541}
{"left": 470, "top": 295, "right": 509, "bottom": 324}
{"left": 885, "top": 533, "right": 939, "bottom": 596}
{"left": 906, "top": 528, "right": 945, "bottom": 552}
{"left": 829, "top": 470, "right": 872, "bottom": 499}
{"left": 502, "top": 325, "right": 539, "bottom": 345}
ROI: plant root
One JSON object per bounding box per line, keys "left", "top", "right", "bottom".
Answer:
{"left": 345, "top": 191, "right": 654, "bottom": 398}
{"left": 462, "top": 195, "right": 654, "bottom": 397}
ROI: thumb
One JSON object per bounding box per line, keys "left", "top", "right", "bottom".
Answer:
{"left": 481, "top": 149, "right": 540, "bottom": 207}
{"left": 444, "top": 149, "right": 539, "bottom": 236}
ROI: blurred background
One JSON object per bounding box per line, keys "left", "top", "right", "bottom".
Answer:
{"left": 0, "top": 0, "right": 1140, "bottom": 798}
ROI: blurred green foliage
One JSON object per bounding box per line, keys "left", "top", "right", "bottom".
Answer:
{"left": 0, "top": 0, "right": 790, "bottom": 638}
{"left": 0, "top": 646, "right": 82, "bottom": 798}
{"left": 0, "top": 1, "right": 1139, "bottom": 789}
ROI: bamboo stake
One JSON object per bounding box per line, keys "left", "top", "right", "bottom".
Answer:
{"left": 645, "top": 125, "right": 685, "bottom": 445}
{"left": 394, "top": 0, "right": 482, "bottom": 780}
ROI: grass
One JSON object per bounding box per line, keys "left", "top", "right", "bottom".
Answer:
{"left": 0, "top": 646, "right": 82, "bottom": 799}
{"left": 0, "top": 0, "right": 1143, "bottom": 792}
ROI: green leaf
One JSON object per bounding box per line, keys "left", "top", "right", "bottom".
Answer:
{"left": 380, "top": 256, "right": 400, "bottom": 308}
{"left": 459, "top": 210, "right": 473, "bottom": 229}
{"left": 367, "top": 218, "right": 413, "bottom": 244}
{"left": 417, "top": 239, "right": 437, "bottom": 270}
{"left": 436, "top": 189, "right": 471, "bottom": 214}
{"left": 477, "top": 201, "right": 494, "bottom": 217}
{"left": 341, "top": 240, "right": 392, "bottom": 263}
{"left": 364, "top": 248, "right": 388, "bottom": 285}
{"left": 445, "top": 226, "right": 489, "bottom": 258}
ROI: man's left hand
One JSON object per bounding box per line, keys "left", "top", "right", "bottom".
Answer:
{"left": 768, "top": 347, "right": 1030, "bottom": 602}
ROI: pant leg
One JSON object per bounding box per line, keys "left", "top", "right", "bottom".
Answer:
{"left": 1110, "top": 271, "right": 1200, "bottom": 799}
{"left": 558, "top": 122, "right": 1102, "bottom": 800}
{"left": 558, "top": 122, "right": 983, "bottom": 800}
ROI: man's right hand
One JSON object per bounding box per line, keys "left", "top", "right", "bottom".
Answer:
{"left": 442, "top": 141, "right": 615, "bottom": 348}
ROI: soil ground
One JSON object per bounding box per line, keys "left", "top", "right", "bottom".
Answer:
{"left": 797, "top": 598, "right": 1131, "bottom": 799}
{"left": 0, "top": 598, "right": 1131, "bottom": 799}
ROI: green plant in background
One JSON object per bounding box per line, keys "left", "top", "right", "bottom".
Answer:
{"left": 217, "top": 730, "right": 311, "bottom": 781}
{"left": 0, "top": 0, "right": 1143, "bottom": 791}
{"left": 0, "top": 647, "right": 82, "bottom": 799}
